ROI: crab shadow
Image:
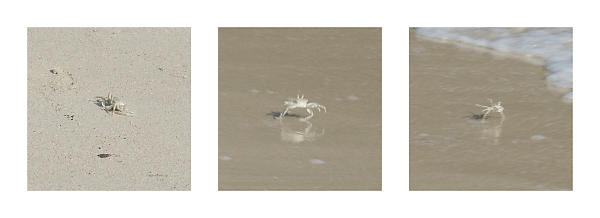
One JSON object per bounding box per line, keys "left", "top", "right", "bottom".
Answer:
{"left": 266, "top": 111, "right": 305, "bottom": 119}
{"left": 90, "top": 99, "right": 105, "bottom": 108}
{"left": 466, "top": 112, "right": 489, "bottom": 120}
{"left": 89, "top": 98, "right": 112, "bottom": 114}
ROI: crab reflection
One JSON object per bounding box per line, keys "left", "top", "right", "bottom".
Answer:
{"left": 267, "top": 111, "right": 325, "bottom": 143}
{"left": 478, "top": 118, "right": 504, "bottom": 145}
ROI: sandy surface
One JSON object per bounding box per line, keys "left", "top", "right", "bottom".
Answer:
{"left": 409, "top": 29, "right": 572, "bottom": 190}
{"left": 27, "top": 28, "right": 190, "bottom": 190}
{"left": 218, "top": 28, "right": 381, "bottom": 190}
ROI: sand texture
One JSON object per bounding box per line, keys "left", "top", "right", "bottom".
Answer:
{"left": 219, "top": 28, "right": 382, "bottom": 190}
{"left": 27, "top": 28, "right": 191, "bottom": 190}
{"left": 409, "top": 30, "right": 572, "bottom": 190}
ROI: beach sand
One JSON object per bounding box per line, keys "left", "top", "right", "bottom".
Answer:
{"left": 27, "top": 28, "right": 191, "bottom": 190}
{"left": 218, "top": 28, "right": 382, "bottom": 190}
{"left": 409, "top": 29, "right": 572, "bottom": 190}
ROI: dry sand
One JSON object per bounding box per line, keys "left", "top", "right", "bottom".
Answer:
{"left": 27, "top": 28, "right": 190, "bottom": 190}
{"left": 219, "top": 28, "right": 381, "bottom": 190}
{"left": 410, "top": 30, "right": 572, "bottom": 190}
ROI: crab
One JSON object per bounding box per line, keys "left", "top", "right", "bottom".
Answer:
{"left": 475, "top": 98, "right": 504, "bottom": 120}
{"left": 94, "top": 92, "right": 134, "bottom": 116}
{"left": 279, "top": 94, "right": 326, "bottom": 120}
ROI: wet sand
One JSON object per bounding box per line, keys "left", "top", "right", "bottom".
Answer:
{"left": 409, "top": 30, "right": 572, "bottom": 190}
{"left": 27, "top": 28, "right": 191, "bottom": 190}
{"left": 219, "top": 28, "right": 382, "bottom": 190}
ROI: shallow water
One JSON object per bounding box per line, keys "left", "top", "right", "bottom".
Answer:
{"left": 219, "top": 28, "right": 381, "bottom": 190}
{"left": 410, "top": 31, "right": 572, "bottom": 190}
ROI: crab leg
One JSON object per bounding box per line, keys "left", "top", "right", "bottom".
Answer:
{"left": 318, "top": 105, "right": 326, "bottom": 112}
{"left": 280, "top": 108, "right": 289, "bottom": 118}
{"left": 304, "top": 108, "right": 314, "bottom": 120}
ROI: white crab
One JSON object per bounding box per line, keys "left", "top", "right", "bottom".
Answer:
{"left": 475, "top": 98, "right": 504, "bottom": 120}
{"left": 279, "top": 94, "right": 326, "bottom": 120}
{"left": 94, "top": 92, "right": 134, "bottom": 116}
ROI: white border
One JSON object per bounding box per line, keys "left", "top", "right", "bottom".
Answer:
{"left": 1, "top": 0, "right": 597, "bottom": 217}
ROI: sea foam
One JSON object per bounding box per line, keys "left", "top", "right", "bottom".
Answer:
{"left": 416, "top": 28, "right": 572, "bottom": 102}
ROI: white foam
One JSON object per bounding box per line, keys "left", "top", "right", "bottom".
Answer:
{"left": 346, "top": 95, "right": 359, "bottom": 101}
{"left": 416, "top": 28, "right": 572, "bottom": 101}
{"left": 309, "top": 158, "right": 326, "bottom": 164}
{"left": 562, "top": 92, "right": 573, "bottom": 103}
{"left": 531, "top": 134, "right": 548, "bottom": 140}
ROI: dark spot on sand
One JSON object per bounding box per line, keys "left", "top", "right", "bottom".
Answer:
{"left": 64, "top": 114, "right": 75, "bottom": 120}
{"left": 97, "top": 154, "right": 112, "bottom": 158}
